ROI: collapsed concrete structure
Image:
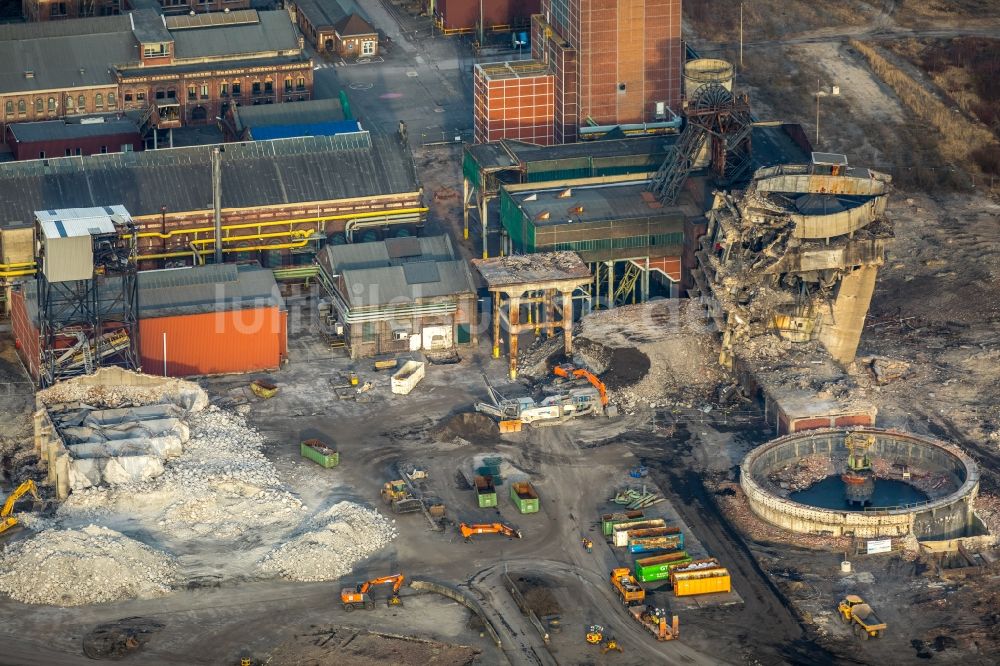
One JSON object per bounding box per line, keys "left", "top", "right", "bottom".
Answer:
{"left": 34, "top": 368, "right": 207, "bottom": 497}
{"left": 693, "top": 153, "right": 892, "bottom": 368}
{"left": 693, "top": 153, "right": 892, "bottom": 367}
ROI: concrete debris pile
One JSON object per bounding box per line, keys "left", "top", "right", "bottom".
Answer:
{"left": 974, "top": 493, "right": 1000, "bottom": 536}
{"left": 60, "top": 406, "right": 306, "bottom": 543}
{"left": 575, "top": 300, "right": 723, "bottom": 413}
{"left": 869, "top": 458, "right": 955, "bottom": 499}
{"left": 860, "top": 356, "right": 910, "bottom": 385}
{"left": 767, "top": 454, "right": 835, "bottom": 494}
{"left": 256, "top": 501, "right": 397, "bottom": 582}
{"left": 0, "top": 525, "right": 177, "bottom": 606}
{"left": 37, "top": 368, "right": 208, "bottom": 412}
{"left": 692, "top": 162, "right": 893, "bottom": 370}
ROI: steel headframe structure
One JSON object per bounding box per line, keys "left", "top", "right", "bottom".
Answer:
{"left": 37, "top": 221, "right": 140, "bottom": 387}
{"left": 649, "top": 83, "right": 754, "bottom": 205}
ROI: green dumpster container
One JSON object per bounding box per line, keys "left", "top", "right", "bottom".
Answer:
{"left": 300, "top": 439, "right": 339, "bottom": 468}
{"left": 510, "top": 482, "right": 539, "bottom": 514}
{"left": 600, "top": 510, "right": 645, "bottom": 536}
{"left": 474, "top": 475, "right": 498, "bottom": 508}
{"left": 634, "top": 551, "right": 692, "bottom": 582}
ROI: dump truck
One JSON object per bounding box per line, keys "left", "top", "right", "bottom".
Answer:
{"left": 610, "top": 567, "right": 645, "bottom": 606}
{"left": 381, "top": 480, "right": 423, "bottom": 514}
{"left": 509, "top": 481, "right": 539, "bottom": 513}
{"left": 474, "top": 475, "right": 498, "bottom": 508}
{"left": 601, "top": 510, "right": 644, "bottom": 536}
{"left": 634, "top": 552, "right": 693, "bottom": 583}
{"left": 612, "top": 519, "right": 667, "bottom": 547}
{"left": 341, "top": 574, "right": 405, "bottom": 611}
{"left": 838, "top": 595, "right": 886, "bottom": 640}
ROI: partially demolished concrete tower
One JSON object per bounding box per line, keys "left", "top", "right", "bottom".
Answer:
{"left": 692, "top": 153, "right": 892, "bottom": 366}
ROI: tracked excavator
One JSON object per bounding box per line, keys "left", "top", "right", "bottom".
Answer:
{"left": 552, "top": 364, "right": 609, "bottom": 407}
{"left": 340, "top": 574, "right": 405, "bottom": 611}
{"left": 0, "top": 480, "right": 42, "bottom": 535}
{"left": 459, "top": 522, "right": 522, "bottom": 541}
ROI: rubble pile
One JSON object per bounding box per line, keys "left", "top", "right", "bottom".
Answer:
{"left": 60, "top": 406, "right": 306, "bottom": 542}
{"left": 868, "top": 458, "right": 956, "bottom": 498}
{"left": 574, "top": 301, "right": 723, "bottom": 413}
{"left": 257, "top": 502, "right": 397, "bottom": 582}
{"left": 0, "top": 525, "right": 177, "bottom": 606}
{"left": 37, "top": 371, "right": 208, "bottom": 412}
{"left": 973, "top": 493, "right": 1000, "bottom": 539}
{"left": 767, "top": 454, "right": 835, "bottom": 494}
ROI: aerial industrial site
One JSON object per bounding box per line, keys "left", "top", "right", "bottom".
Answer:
{"left": 0, "top": 0, "right": 997, "bottom": 664}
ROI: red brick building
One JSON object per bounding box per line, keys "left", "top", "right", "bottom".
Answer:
{"left": 6, "top": 115, "right": 143, "bottom": 160}
{"left": 472, "top": 0, "right": 682, "bottom": 145}
{"left": 473, "top": 61, "right": 555, "bottom": 145}
{"left": 433, "top": 0, "right": 539, "bottom": 33}
{"left": 21, "top": 0, "right": 123, "bottom": 22}
{"left": 0, "top": 9, "right": 313, "bottom": 142}
{"left": 294, "top": 0, "right": 378, "bottom": 57}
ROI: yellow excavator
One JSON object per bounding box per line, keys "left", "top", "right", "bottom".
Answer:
{"left": 340, "top": 574, "right": 405, "bottom": 611}
{"left": 0, "top": 480, "right": 42, "bottom": 535}
{"left": 459, "top": 522, "right": 522, "bottom": 541}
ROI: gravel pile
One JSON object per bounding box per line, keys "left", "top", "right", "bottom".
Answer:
{"left": 0, "top": 525, "right": 177, "bottom": 606}
{"left": 257, "top": 502, "right": 397, "bottom": 582}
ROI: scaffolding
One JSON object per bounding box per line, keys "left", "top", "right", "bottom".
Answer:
{"left": 36, "top": 208, "right": 139, "bottom": 388}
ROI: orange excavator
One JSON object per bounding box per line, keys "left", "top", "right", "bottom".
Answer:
{"left": 340, "top": 574, "right": 405, "bottom": 611}
{"left": 553, "top": 364, "right": 608, "bottom": 406}
{"left": 459, "top": 522, "right": 522, "bottom": 541}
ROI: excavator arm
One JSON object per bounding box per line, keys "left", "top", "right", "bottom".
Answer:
{"left": 553, "top": 364, "right": 608, "bottom": 406}
{"left": 0, "top": 480, "right": 41, "bottom": 534}
{"left": 459, "top": 522, "right": 522, "bottom": 540}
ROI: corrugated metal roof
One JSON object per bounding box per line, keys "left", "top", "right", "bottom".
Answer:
{"left": 342, "top": 259, "right": 475, "bottom": 307}
{"left": 234, "top": 97, "right": 345, "bottom": 132}
{"left": 171, "top": 11, "right": 299, "bottom": 59}
{"left": 0, "top": 133, "right": 419, "bottom": 227}
{"left": 320, "top": 235, "right": 454, "bottom": 272}
{"left": 250, "top": 121, "right": 361, "bottom": 141}
{"left": 22, "top": 263, "right": 285, "bottom": 323}
{"left": 9, "top": 118, "right": 139, "bottom": 143}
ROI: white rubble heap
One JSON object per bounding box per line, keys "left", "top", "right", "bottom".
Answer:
{"left": 9, "top": 403, "right": 397, "bottom": 606}
{"left": 0, "top": 525, "right": 177, "bottom": 606}
{"left": 257, "top": 502, "right": 397, "bottom": 582}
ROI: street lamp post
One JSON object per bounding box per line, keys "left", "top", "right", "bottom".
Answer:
{"left": 740, "top": 2, "right": 744, "bottom": 69}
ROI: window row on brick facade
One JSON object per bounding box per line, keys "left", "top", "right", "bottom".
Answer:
{"left": 4, "top": 92, "right": 118, "bottom": 117}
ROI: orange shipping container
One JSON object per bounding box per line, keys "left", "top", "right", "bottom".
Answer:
{"left": 673, "top": 572, "right": 731, "bottom": 597}
{"left": 140, "top": 307, "right": 287, "bottom": 377}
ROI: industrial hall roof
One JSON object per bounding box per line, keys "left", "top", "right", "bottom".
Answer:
{"left": 473, "top": 252, "right": 591, "bottom": 287}
{"left": 168, "top": 11, "right": 302, "bottom": 60}
{"left": 21, "top": 263, "right": 285, "bottom": 324}
{"left": 0, "top": 132, "right": 420, "bottom": 227}
{"left": 233, "top": 98, "right": 346, "bottom": 133}
{"left": 8, "top": 117, "right": 140, "bottom": 143}
{"left": 319, "top": 235, "right": 476, "bottom": 307}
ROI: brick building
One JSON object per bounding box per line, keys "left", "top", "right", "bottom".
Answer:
{"left": 473, "top": 0, "right": 682, "bottom": 144}
{"left": 473, "top": 61, "right": 554, "bottom": 145}
{"left": 0, "top": 9, "right": 313, "bottom": 142}
{"left": 6, "top": 114, "right": 143, "bottom": 160}
{"left": 432, "top": 0, "right": 539, "bottom": 33}
{"left": 21, "top": 0, "right": 123, "bottom": 21}
{"left": 294, "top": 0, "right": 378, "bottom": 57}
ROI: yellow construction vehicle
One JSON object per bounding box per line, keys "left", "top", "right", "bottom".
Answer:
{"left": 838, "top": 595, "right": 886, "bottom": 640}
{"left": 0, "top": 480, "right": 42, "bottom": 535}
{"left": 602, "top": 637, "right": 623, "bottom": 654}
{"left": 380, "top": 480, "right": 422, "bottom": 514}
{"left": 610, "top": 567, "right": 645, "bottom": 606}
{"left": 459, "top": 522, "right": 522, "bottom": 541}
{"left": 585, "top": 625, "right": 604, "bottom": 644}
{"left": 341, "top": 574, "right": 405, "bottom": 611}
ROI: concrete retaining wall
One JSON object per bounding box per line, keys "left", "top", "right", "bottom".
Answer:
{"left": 409, "top": 579, "right": 502, "bottom": 647}
{"left": 741, "top": 428, "right": 980, "bottom": 539}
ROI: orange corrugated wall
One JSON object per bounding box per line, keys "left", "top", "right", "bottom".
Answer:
{"left": 9, "top": 289, "right": 40, "bottom": 383}
{"left": 140, "top": 307, "right": 285, "bottom": 377}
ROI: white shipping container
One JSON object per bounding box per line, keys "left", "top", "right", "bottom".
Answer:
{"left": 391, "top": 360, "right": 425, "bottom": 395}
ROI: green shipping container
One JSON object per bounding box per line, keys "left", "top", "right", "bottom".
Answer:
{"left": 635, "top": 552, "right": 693, "bottom": 582}
{"left": 601, "top": 510, "right": 645, "bottom": 536}
{"left": 475, "top": 475, "right": 498, "bottom": 508}
{"left": 510, "top": 482, "right": 539, "bottom": 514}
{"left": 300, "top": 440, "right": 339, "bottom": 468}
